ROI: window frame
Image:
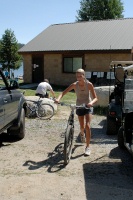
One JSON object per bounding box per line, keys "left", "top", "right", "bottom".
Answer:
{"left": 63, "top": 55, "right": 84, "bottom": 73}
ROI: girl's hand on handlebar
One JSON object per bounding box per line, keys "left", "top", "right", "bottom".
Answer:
{"left": 86, "top": 102, "right": 93, "bottom": 107}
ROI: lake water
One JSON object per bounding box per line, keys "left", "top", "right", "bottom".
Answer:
{"left": 13, "top": 63, "right": 23, "bottom": 77}
{"left": 2, "top": 63, "right": 24, "bottom": 78}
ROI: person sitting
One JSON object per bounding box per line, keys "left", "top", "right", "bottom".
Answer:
{"left": 35, "top": 79, "right": 56, "bottom": 99}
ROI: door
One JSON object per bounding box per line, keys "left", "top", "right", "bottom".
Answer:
{"left": 2, "top": 90, "right": 15, "bottom": 125}
{"left": 32, "top": 56, "right": 44, "bottom": 83}
{"left": 0, "top": 95, "right": 4, "bottom": 130}
{"left": 0, "top": 73, "right": 20, "bottom": 128}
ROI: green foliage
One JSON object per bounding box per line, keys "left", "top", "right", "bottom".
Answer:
{"left": 18, "top": 43, "right": 25, "bottom": 49}
{"left": 76, "top": 0, "right": 124, "bottom": 21}
{"left": 0, "top": 29, "right": 22, "bottom": 72}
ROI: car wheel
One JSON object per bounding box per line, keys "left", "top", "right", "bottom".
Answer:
{"left": 7, "top": 108, "right": 25, "bottom": 140}
{"left": 118, "top": 126, "right": 125, "bottom": 149}
{"left": 106, "top": 115, "right": 117, "bottom": 135}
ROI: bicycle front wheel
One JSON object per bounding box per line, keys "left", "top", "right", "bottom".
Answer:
{"left": 37, "top": 103, "right": 54, "bottom": 120}
{"left": 64, "top": 125, "right": 74, "bottom": 165}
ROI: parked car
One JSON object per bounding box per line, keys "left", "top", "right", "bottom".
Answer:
{"left": 0, "top": 69, "right": 26, "bottom": 139}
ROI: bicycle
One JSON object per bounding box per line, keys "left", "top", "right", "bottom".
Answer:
{"left": 60, "top": 103, "right": 90, "bottom": 165}
{"left": 26, "top": 95, "right": 54, "bottom": 120}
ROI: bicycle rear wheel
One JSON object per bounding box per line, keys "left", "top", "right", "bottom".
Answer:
{"left": 64, "top": 125, "right": 74, "bottom": 165}
{"left": 37, "top": 103, "right": 54, "bottom": 120}
{"left": 26, "top": 102, "right": 37, "bottom": 118}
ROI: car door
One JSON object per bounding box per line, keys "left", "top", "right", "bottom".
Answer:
{"left": 0, "top": 73, "right": 6, "bottom": 129}
{"left": 0, "top": 71, "right": 19, "bottom": 126}
{"left": 3, "top": 90, "right": 18, "bottom": 125}
{"left": 6, "top": 89, "right": 21, "bottom": 121}
{"left": 0, "top": 75, "right": 13, "bottom": 126}
{"left": 0, "top": 94, "right": 4, "bottom": 130}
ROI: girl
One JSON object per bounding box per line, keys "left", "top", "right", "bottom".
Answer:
{"left": 55, "top": 69, "right": 98, "bottom": 156}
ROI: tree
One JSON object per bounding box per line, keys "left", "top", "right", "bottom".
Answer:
{"left": 18, "top": 43, "right": 25, "bottom": 49}
{"left": 0, "top": 29, "right": 22, "bottom": 73}
{"left": 76, "top": 0, "right": 124, "bottom": 21}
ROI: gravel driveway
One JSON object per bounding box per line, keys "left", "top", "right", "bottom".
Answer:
{"left": 0, "top": 105, "right": 133, "bottom": 200}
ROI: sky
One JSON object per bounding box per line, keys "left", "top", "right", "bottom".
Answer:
{"left": 0, "top": 0, "right": 133, "bottom": 44}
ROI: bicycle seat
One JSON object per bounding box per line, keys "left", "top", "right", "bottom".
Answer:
{"left": 35, "top": 93, "right": 44, "bottom": 98}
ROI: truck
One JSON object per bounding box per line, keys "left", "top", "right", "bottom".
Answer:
{"left": 0, "top": 68, "right": 26, "bottom": 140}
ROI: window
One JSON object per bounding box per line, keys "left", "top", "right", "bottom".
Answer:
{"left": 63, "top": 57, "right": 83, "bottom": 73}
{"left": 0, "top": 75, "right": 6, "bottom": 90}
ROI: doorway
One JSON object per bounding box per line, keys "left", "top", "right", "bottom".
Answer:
{"left": 32, "top": 55, "right": 44, "bottom": 83}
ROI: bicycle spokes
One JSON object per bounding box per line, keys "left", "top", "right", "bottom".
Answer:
{"left": 37, "top": 103, "right": 54, "bottom": 120}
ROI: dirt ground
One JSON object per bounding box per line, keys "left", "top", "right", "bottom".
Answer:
{"left": 0, "top": 105, "right": 133, "bottom": 200}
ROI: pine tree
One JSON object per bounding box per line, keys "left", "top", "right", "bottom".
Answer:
{"left": 0, "top": 29, "right": 22, "bottom": 73}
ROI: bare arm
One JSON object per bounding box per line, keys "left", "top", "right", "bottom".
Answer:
{"left": 87, "top": 82, "right": 98, "bottom": 107}
{"left": 55, "top": 83, "right": 76, "bottom": 103}
{"left": 50, "top": 89, "right": 56, "bottom": 98}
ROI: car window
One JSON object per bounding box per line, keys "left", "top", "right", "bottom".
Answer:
{"left": 0, "top": 74, "right": 6, "bottom": 89}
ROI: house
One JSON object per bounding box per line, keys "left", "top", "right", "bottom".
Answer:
{"left": 18, "top": 18, "right": 133, "bottom": 86}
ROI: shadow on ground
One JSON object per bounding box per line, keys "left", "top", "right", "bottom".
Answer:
{"left": 23, "top": 143, "right": 66, "bottom": 172}
{"left": 83, "top": 147, "right": 133, "bottom": 200}
{"left": 0, "top": 132, "right": 20, "bottom": 148}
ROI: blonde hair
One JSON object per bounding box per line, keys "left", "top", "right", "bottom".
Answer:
{"left": 76, "top": 68, "right": 85, "bottom": 75}
{"left": 76, "top": 68, "right": 89, "bottom": 83}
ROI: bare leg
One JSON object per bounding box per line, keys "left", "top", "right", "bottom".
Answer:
{"left": 85, "top": 114, "right": 92, "bottom": 147}
{"left": 78, "top": 115, "right": 85, "bottom": 135}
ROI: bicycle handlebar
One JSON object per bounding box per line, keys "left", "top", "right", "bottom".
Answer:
{"left": 59, "top": 102, "right": 90, "bottom": 109}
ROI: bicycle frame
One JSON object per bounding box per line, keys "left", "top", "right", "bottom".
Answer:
{"left": 63, "top": 104, "right": 90, "bottom": 165}
{"left": 67, "top": 106, "right": 75, "bottom": 126}
{"left": 27, "top": 101, "right": 38, "bottom": 117}
{"left": 66, "top": 103, "right": 89, "bottom": 127}
{"left": 26, "top": 97, "right": 54, "bottom": 120}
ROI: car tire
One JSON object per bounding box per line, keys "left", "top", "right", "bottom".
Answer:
{"left": 7, "top": 108, "right": 25, "bottom": 140}
{"left": 118, "top": 126, "right": 125, "bottom": 149}
{"left": 106, "top": 115, "right": 117, "bottom": 135}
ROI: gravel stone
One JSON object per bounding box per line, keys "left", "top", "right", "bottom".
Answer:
{"left": 0, "top": 105, "right": 133, "bottom": 200}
